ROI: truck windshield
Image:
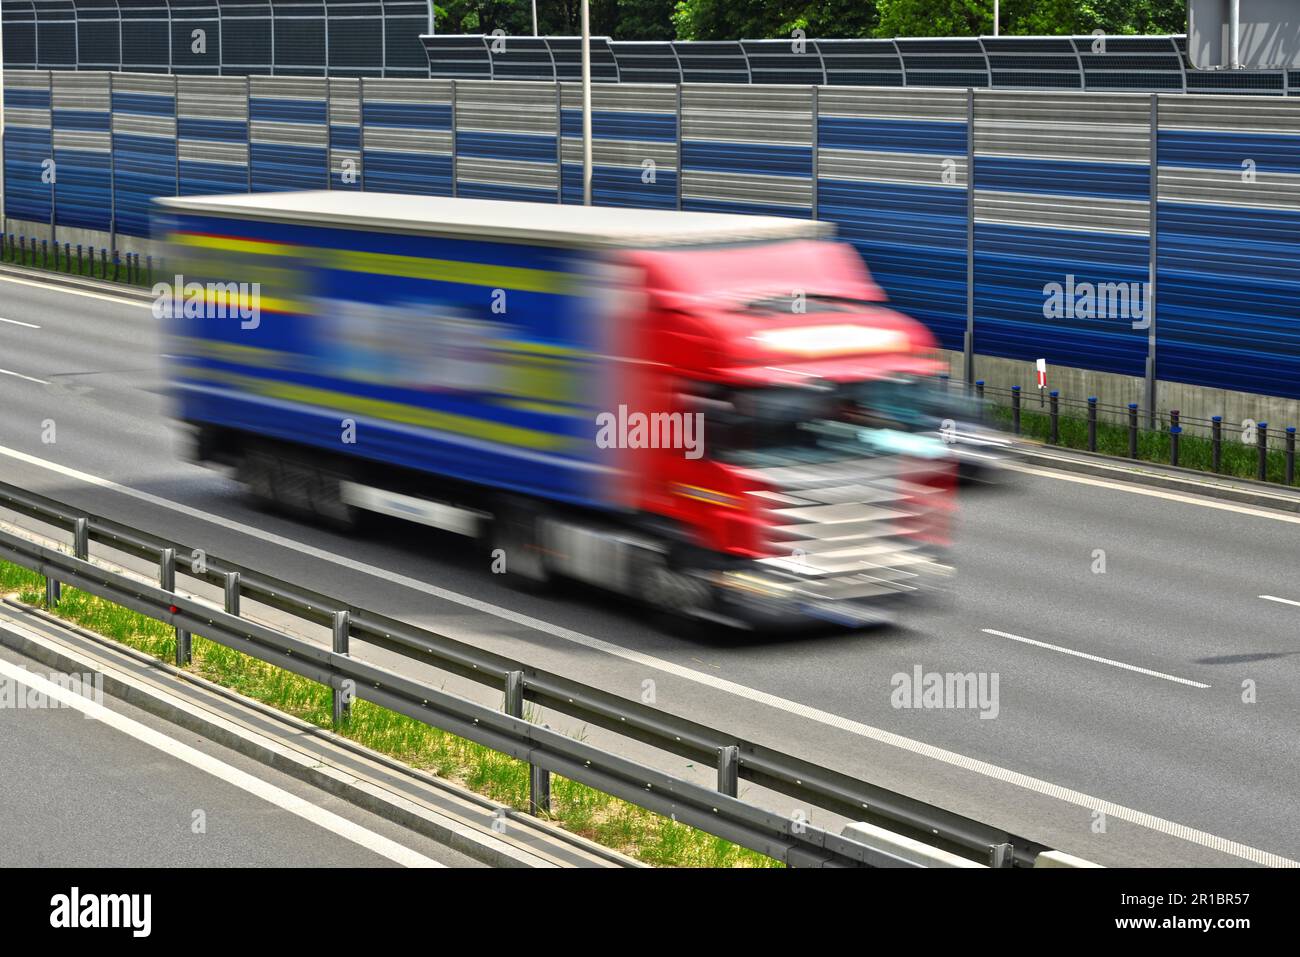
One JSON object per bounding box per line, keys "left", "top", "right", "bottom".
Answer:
{"left": 701, "top": 377, "right": 943, "bottom": 468}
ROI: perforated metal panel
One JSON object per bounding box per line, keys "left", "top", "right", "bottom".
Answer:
{"left": 982, "top": 36, "right": 1081, "bottom": 90}
{"left": 741, "top": 40, "right": 824, "bottom": 86}
{"left": 547, "top": 37, "right": 620, "bottom": 83}
{"left": 815, "top": 39, "right": 904, "bottom": 87}
{"left": 421, "top": 34, "right": 492, "bottom": 80}
{"left": 2, "top": 3, "right": 39, "bottom": 70}
{"left": 607, "top": 41, "right": 679, "bottom": 85}
{"left": 673, "top": 41, "right": 749, "bottom": 85}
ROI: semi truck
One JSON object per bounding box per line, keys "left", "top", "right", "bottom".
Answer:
{"left": 153, "top": 191, "right": 954, "bottom": 629}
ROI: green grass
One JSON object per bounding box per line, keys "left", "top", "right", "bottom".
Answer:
{"left": 991, "top": 405, "right": 1296, "bottom": 486}
{"left": 4, "top": 567, "right": 778, "bottom": 868}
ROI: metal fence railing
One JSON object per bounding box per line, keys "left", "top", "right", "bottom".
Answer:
{"left": 952, "top": 377, "right": 1297, "bottom": 487}
{"left": 0, "top": 478, "right": 1054, "bottom": 867}
{"left": 0, "top": 233, "right": 159, "bottom": 288}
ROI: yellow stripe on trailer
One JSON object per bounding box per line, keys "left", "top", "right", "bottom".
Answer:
{"left": 179, "top": 366, "right": 577, "bottom": 452}
{"left": 170, "top": 232, "right": 577, "bottom": 295}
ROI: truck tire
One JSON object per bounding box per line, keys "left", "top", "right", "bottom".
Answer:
{"left": 488, "top": 500, "right": 551, "bottom": 589}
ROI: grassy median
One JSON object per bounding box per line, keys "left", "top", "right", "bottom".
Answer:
{"left": 991, "top": 405, "right": 1296, "bottom": 486}
{"left": 0, "top": 559, "right": 778, "bottom": 868}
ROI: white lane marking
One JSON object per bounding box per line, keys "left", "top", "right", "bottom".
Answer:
{"left": 0, "top": 443, "right": 1289, "bottom": 867}
{"left": 0, "top": 274, "right": 148, "bottom": 309}
{"left": 1260, "top": 594, "right": 1300, "bottom": 608}
{"left": 0, "top": 368, "right": 49, "bottom": 386}
{"left": 1005, "top": 461, "right": 1300, "bottom": 525}
{"left": 0, "top": 316, "right": 41, "bottom": 329}
{"left": 982, "top": 628, "right": 1210, "bottom": 689}
{"left": 0, "top": 655, "right": 444, "bottom": 868}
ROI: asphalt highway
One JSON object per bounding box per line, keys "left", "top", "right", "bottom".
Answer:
{"left": 0, "top": 640, "right": 477, "bottom": 867}
{"left": 1, "top": 273, "right": 1298, "bottom": 867}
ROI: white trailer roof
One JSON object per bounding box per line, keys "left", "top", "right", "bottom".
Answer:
{"left": 155, "top": 191, "right": 833, "bottom": 249}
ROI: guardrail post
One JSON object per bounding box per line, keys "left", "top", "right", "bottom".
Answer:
{"left": 45, "top": 575, "right": 60, "bottom": 608}
{"left": 159, "top": 547, "right": 191, "bottom": 665}
{"left": 529, "top": 762, "right": 551, "bottom": 816}
{"left": 224, "top": 571, "right": 240, "bottom": 616}
{"left": 1048, "top": 391, "right": 1059, "bottom": 444}
{"left": 1257, "top": 422, "right": 1269, "bottom": 481}
{"left": 1169, "top": 409, "right": 1181, "bottom": 467}
{"left": 1211, "top": 416, "right": 1222, "bottom": 472}
{"left": 1086, "top": 397, "right": 1097, "bottom": 452}
{"left": 1287, "top": 427, "right": 1296, "bottom": 485}
{"left": 718, "top": 745, "right": 740, "bottom": 798}
{"left": 504, "top": 670, "right": 551, "bottom": 815}
{"left": 1127, "top": 403, "right": 1138, "bottom": 459}
{"left": 990, "top": 843, "right": 1015, "bottom": 868}
{"left": 1011, "top": 385, "right": 1021, "bottom": 435}
{"left": 332, "top": 610, "right": 351, "bottom": 724}
{"left": 72, "top": 517, "right": 88, "bottom": 560}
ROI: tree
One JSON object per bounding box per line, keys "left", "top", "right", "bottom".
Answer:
{"left": 873, "top": 0, "right": 1185, "bottom": 38}
{"left": 434, "top": 0, "right": 677, "bottom": 39}
{"left": 672, "top": 2, "right": 880, "bottom": 40}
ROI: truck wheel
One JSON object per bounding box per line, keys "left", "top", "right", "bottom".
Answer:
{"left": 489, "top": 502, "right": 551, "bottom": 589}
{"left": 236, "top": 451, "right": 277, "bottom": 508}
{"left": 308, "top": 469, "right": 361, "bottom": 531}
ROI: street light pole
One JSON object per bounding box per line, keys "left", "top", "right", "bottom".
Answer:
{"left": 532, "top": 0, "right": 538, "bottom": 36}
{"left": 993, "top": 0, "right": 999, "bottom": 37}
{"left": 581, "top": 0, "right": 592, "bottom": 205}
{"left": 1229, "top": 0, "right": 1241, "bottom": 68}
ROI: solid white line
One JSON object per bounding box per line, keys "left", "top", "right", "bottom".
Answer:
{"left": 0, "top": 368, "right": 49, "bottom": 386}
{"left": 0, "top": 273, "right": 148, "bottom": 308}
{"left": 0, "top": 443, "right": 1290, "bottom": 867}
{"left": 1005, "top": 461, "right": 1300, "bottom": 525}
{"left": 1260, "top": 594, "right": 1300, "bottom": 608}
{"left": 0, "top": 316, "right": 41, "bottom": 329}
{"left": 0, "top": 656, "right": 444, "bottom": 868}
{"left": 982, "top": 628, "right": 1210, "bottom": 688}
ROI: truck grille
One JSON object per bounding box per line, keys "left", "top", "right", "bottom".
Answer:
{"left": 743, "top": 457, "right": 943, "bottom": 597}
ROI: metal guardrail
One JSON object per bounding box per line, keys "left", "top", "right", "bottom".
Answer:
{"left": 0, "top": 478, "right": 1053, "bottom": 867}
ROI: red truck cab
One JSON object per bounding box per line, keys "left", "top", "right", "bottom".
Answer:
{"left": 577, "top": 237, "right": 956, "bottom": 629}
